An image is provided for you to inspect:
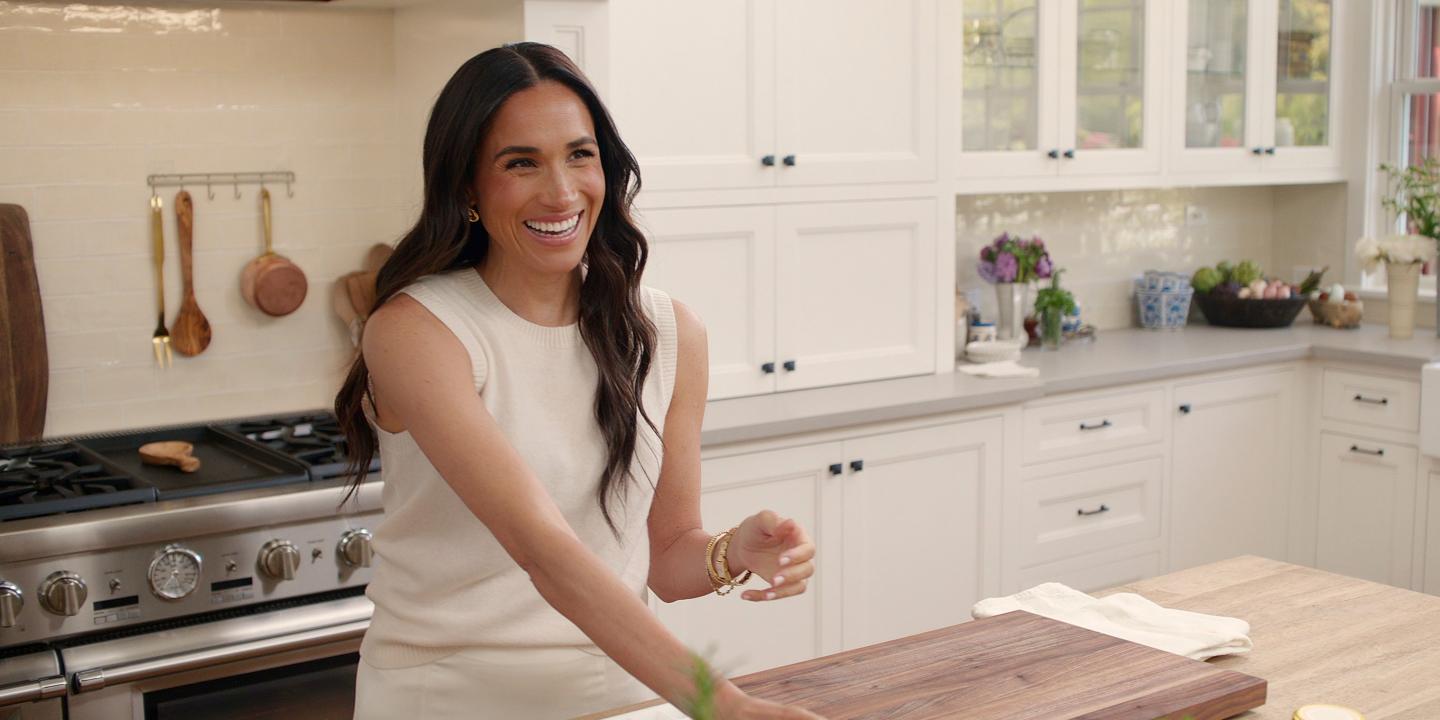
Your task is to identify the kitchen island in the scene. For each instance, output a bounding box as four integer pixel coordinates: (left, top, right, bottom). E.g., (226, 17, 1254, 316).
(585, 555, 1440, 719)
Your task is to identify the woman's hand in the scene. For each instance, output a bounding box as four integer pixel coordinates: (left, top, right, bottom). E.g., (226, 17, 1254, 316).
(729, 510, 815, 603)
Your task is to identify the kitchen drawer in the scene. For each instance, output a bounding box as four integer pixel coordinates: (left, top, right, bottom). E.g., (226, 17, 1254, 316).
(1322, 369, 1421, 433)
(1017, 454, 1164, 568)
(1015, 551, 1163, 595)
(1022, 388, 1165, 465)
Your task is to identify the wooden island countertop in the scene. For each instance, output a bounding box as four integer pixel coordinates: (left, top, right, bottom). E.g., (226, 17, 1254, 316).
(586, 556, 1440, 719)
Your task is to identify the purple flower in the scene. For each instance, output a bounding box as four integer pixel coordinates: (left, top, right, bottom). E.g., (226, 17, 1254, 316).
(1031, 236, 1045, 251)
(980, 246, 992, 262)
(995, 252, 1019, 282)
(1036, 256, 1053, 279)
(977, 260, 998, 283)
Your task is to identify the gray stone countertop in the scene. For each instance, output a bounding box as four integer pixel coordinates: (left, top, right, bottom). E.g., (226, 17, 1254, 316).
(699, 323, 1440, 447)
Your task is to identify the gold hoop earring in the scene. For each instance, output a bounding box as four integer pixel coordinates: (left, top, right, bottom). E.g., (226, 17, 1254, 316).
(466, 207, 480, 223)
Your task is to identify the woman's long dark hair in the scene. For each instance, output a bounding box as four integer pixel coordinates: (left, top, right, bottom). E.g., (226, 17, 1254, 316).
(334, 43, 660, 537)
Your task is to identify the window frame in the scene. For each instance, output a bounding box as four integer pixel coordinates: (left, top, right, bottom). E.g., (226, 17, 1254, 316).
(1377, 0, 1440, 294)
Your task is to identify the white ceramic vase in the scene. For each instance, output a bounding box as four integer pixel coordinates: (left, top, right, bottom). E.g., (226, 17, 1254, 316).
(994, 282, 1028, 341)
(1386, 260, 1421, 340)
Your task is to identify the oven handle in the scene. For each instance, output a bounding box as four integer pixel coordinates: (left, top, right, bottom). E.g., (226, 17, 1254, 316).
(72, 618, 369, 693)
(0, 675, 67, 708)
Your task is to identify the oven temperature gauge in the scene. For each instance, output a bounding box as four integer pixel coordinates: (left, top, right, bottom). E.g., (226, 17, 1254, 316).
(148, 545, 203, 600)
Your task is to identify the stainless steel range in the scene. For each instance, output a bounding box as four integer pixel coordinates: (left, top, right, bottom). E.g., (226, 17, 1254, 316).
(0, 412, 383, 720)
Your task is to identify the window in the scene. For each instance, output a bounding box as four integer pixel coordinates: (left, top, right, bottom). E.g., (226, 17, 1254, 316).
(1382, 0, 1440, 293)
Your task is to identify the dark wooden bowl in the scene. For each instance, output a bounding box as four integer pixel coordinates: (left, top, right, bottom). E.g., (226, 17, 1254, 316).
(1194, 292, 1307, 328)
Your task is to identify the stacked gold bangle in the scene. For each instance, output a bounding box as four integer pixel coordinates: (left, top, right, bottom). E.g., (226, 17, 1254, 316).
(705, 527, 753, 596)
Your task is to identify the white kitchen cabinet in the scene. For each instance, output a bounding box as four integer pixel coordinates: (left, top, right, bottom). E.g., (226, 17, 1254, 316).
(1167, 0, 1343, 180)
(639, 199, 936, 400)
(837, 417, 1002, 651)
(608, 0, 936, 192)
(1316, 434, 1418, 589)
(956, 0, 1166, 183)
(653, 442, 838, 677)
(657, 414, 1002, 668)
(1170, 367, 1296, 572)
(1426, 471, 1440, 596)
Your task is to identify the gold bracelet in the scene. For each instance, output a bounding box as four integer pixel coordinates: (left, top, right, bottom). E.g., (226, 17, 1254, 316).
(713, 527, 752, 596)
(704, 531, 727, 592)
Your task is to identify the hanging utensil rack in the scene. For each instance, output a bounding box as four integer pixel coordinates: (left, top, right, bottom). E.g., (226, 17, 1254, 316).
(146, 171, 296, 200)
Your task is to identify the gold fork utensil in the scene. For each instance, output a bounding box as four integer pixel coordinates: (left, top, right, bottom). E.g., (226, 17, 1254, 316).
(150, 194, 172, 368)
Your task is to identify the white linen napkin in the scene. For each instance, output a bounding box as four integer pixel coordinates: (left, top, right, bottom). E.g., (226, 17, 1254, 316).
(971, 582, 1252, 661)
(956, 360, 1039, 378)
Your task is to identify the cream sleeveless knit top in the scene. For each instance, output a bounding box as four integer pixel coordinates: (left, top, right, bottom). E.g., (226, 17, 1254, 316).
(359, 268, 678, 668)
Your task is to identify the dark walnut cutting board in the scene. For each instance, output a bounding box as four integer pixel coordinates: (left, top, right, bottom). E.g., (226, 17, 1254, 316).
(0, 204, 47, 444)
(587, 610, 1266, 720)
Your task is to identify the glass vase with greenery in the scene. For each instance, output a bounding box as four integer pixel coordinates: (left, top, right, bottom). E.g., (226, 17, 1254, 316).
(1379, 157, 1440, 242)
(1033, 269, 1076, 350)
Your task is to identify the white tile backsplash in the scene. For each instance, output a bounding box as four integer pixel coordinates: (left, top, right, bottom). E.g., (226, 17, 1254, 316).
(957, 187, 1281, 331)
(0, 2, 412, 438)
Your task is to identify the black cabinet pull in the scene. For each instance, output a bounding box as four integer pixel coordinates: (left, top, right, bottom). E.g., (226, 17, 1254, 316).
(1252, 147, 1265, 155)
(783, 360, 796, 372)
(850, 459, 864, 472)
(1352, 394, 1389, 406)
(1264, 147, 1276, 155)
(761, 155, 775, 166)
(828, 463, 843, 476)
(761, 362, 775, 374)
(1078, 419, 1112, 431)
(1178, 404, 1192, 414)
(1077, 504, 1109, 517)
(782, 154, 796, 166)
(1349, 445, 1385, 457)
(1062, 149, 1075, 159)
(1047, 149, 1060, 159)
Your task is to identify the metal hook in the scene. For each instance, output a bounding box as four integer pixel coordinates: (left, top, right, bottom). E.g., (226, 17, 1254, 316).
(233, 179, 241, 200)
(206, 177, 215, 201)
(286, 178, 294, 199)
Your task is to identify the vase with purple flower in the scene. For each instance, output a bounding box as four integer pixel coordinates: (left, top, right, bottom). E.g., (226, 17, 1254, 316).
(978, 233, 1054, 341)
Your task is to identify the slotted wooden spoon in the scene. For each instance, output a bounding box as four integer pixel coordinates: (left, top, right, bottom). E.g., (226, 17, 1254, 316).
(171, 191, 212, 356)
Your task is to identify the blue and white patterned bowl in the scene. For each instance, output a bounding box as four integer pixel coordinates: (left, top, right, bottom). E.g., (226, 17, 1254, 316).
(1136, 287, 1193, 330)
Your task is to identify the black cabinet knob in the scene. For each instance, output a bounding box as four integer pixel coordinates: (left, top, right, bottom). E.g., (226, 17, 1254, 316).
(850, 459, 864, 472)
(828, 463, 843, 476)
(761, 155, 776, 166)
(1264, 147, 1276, 155)
(1252, 147, 1264, 155)
(761, 362, 775, 374)
(1047, 149, 1060, 159)
(1179, 404, 1192, 414)
(1062, 149, 1075, 159)
(782, 154, 796, 166)
(782, 359, 796, 372)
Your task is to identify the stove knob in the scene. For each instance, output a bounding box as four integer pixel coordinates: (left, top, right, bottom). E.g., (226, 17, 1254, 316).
(338, 529, 374, 568)
(39, 571, 87, 616)
(259, 540, 301, 581)
(0, 581, 22, 627)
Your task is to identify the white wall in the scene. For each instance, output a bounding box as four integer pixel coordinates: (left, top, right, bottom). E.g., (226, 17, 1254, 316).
(0, 2, 413, 437)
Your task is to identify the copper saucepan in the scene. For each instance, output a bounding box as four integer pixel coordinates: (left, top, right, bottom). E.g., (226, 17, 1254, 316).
(240, 188, 307, 316)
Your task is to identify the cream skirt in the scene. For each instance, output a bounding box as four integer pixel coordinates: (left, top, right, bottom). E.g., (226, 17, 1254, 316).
(353, 645, 657, 720)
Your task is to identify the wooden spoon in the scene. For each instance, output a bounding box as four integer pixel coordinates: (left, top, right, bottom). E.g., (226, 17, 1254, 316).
(171, 191, 211, 356)
(139, 441, 201, 473)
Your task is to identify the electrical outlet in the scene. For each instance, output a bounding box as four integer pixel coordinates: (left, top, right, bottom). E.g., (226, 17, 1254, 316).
(1184, 204, 1208, 226)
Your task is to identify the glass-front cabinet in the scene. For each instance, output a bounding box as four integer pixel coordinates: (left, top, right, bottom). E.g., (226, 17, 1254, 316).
(957, 0, 1163, 183)
(1169, 0, 1343, 177)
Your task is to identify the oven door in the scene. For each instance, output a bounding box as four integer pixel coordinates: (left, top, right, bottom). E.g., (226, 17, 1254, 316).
(0, 648, 65, 720)
(61, 593, 370, 720)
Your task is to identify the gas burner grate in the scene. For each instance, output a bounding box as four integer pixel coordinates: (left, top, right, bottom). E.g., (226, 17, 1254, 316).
(221, 412, 378, 480)
(0, 445, 156, 521)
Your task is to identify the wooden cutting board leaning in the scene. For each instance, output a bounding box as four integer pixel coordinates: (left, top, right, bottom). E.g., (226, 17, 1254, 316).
(0, 204, 47, 444)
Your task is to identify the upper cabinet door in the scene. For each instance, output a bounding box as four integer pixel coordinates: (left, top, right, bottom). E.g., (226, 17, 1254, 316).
(955, 0, 1063, 179)
(772, 0, 937, 186)
(1056, 0, 1166, 176)
(774, 199, 936, 392)
(1169, 0, 1269, 174)
(636, 205, 777, 401)
(1260, 0, 1342, 171)
(607, 0, 775, 191)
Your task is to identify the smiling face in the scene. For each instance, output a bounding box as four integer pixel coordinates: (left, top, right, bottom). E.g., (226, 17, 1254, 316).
(472, 80, 605, 279)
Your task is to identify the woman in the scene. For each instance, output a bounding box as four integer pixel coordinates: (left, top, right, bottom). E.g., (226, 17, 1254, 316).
(334, 43, 823, 720)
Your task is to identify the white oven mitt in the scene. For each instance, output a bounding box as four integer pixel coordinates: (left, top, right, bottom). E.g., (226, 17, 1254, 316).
(971, 582, 1252, 661)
